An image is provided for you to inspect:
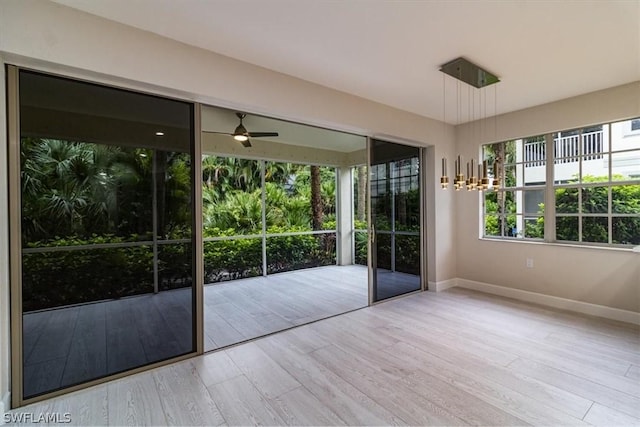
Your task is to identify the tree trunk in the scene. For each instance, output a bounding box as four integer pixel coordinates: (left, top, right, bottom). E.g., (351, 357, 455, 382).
(310, 165, 323, 230)
(357, 165, 367, 221)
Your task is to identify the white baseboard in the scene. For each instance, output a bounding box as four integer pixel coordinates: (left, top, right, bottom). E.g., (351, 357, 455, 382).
(0, 392, 9, 425)
(428, 279, 458, 292)
(456, 278, 640, 326)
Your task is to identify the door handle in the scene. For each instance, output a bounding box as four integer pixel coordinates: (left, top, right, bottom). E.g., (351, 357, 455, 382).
(371, 224, 375, 244)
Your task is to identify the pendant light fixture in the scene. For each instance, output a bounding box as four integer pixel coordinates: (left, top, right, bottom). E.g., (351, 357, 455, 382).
(439, 57, 501, 192)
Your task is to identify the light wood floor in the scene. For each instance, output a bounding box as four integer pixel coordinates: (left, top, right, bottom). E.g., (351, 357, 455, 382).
(12, 287, 640, 426)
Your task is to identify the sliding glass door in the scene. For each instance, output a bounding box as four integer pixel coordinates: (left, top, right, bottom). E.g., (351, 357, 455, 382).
(11, 69, 196, 402)
(369, 139, 423, 302)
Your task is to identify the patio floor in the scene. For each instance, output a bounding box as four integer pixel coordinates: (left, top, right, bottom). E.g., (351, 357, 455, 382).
(204, 265, 368, 351)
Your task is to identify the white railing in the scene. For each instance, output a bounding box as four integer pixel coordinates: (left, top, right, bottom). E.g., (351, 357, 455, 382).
(524, 130, 603, 166)
(524, 139, 546, 167)
(580, 130, 604, 161)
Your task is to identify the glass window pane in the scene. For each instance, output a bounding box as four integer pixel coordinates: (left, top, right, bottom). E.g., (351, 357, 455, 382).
(523, 137, 546, 166)
(503, 164, 517, 188)
(504, 140, 517, 162)
(19, 70, 195, 399)
(524, 216, 544, 239)
(556, 187, 579, 213)
(582, 216, 609, 244)
(158, 242, 193, 290)
(372, 191, 391, 231)
(556, 216, 578, 241)
(554, 132, 580, 158)
(484, 191, 498, 214)
(612, 217, 640, 245)
(394, 188, 419, 232)
(581, 153, 608, 181)
(611, 151, 640, 181)
(352, 166, 368, 228)
(22, 246, 154, 312)
(484, 215, 501, 237)
(503, 190, 517, 214)
(394, 234, 421, 277)
(523, 162, 546, 184)
(508, 214, 522, 238)
(158, 152, 192, 240)
(581, 127, 605, 159)
(581, 187, 609, 214)
(612, 185, 640, 214)
(554, 158, 580, 184)
(523, 190, 545, 215)
(515, 163, 524, 187)
(20, 142, 154, 246)
(611, 119, 640, 151)
(375, 233, 392, 270)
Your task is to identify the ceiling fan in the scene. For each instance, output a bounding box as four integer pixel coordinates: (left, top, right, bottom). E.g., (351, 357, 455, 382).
(203, 113, 279, 147)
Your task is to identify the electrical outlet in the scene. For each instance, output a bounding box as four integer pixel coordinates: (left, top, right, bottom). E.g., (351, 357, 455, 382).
(526, 258, 534, 268)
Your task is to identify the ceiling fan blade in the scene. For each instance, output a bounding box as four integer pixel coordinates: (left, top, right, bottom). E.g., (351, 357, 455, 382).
(247, 132, 279, 138)
(202, 130, 233, 136)
(240, 138, 252, 148)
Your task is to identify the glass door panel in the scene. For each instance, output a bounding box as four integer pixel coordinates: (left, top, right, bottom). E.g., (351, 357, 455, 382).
(17, 70, 196, 400)
(370, 139, 422, 302)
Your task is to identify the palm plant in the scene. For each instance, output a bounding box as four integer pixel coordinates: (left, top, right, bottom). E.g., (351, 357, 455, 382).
(21, 139, 122, 243)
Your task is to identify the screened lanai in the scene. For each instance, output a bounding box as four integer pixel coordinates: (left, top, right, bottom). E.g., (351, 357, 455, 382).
(200, 105, 373, 351)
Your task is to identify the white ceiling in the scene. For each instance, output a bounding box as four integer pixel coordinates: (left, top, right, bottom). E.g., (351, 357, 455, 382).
(53, 0, 640, 124)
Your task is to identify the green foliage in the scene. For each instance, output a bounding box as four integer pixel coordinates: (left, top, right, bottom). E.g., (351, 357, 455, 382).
(23, 225, 337, 311)
(486, 173, 639, 244)
(556, 175, 640, 244)
(203, 226, 336, 282)
(204, 189, 262, 233)
(202, 158, 337, 234)
(22, 235, 155, 311)
(354, 231, 368, 266)
(21, 139, 192, 244)
(354, 220, 368, 230)
(266, 227, 336, 274)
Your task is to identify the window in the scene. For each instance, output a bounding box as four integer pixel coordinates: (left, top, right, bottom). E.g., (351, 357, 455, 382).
(482, 136, 546, 239)
(482, 118, 640, 247)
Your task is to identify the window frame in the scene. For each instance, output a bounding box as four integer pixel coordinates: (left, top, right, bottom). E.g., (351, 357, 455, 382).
(481, 118, 640, 248)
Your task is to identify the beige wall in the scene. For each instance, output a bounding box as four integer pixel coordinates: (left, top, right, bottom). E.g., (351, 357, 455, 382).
(455, 82, 640, 313)
(0, 0, 458, 407)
